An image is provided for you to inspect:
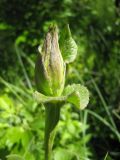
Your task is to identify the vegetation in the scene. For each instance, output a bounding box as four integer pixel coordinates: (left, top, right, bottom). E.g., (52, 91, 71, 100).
(0, 0, 120, 160)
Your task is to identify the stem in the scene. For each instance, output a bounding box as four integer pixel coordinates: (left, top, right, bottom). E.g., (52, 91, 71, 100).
(45, 103, 61, 160)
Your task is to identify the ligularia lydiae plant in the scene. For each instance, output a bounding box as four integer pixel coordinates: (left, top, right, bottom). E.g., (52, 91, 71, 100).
(34, 24, 89, 160)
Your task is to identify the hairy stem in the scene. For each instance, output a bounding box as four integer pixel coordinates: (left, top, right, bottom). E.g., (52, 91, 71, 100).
(45, 104, 60, 160)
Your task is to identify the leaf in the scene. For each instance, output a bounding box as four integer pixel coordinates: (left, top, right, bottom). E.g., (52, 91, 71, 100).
(104, 152, 113, 160)
(63, 84, 89, 110)
(21, 131, 33, 148)
(6, 127, 24, 145)
(0, 94, 13, 111)
(34, 91, 66, 103)
(6, 154, 24, 160)
(59, 24, 78, 63)
(54, 148, 76, 160)
(34, 84, 89, 110)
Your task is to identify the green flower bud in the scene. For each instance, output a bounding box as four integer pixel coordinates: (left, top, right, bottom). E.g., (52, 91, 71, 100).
(35, 26, 65, 96)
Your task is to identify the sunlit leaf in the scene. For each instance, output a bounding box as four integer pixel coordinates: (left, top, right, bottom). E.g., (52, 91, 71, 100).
(54, 148, 76, 160)
(59, 24, 78, 63)
(6, 154, 24, 160)
(63, 84, 89, 110)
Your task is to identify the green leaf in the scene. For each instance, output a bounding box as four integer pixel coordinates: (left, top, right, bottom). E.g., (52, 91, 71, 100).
(59, 24, 78, 63)
(34, 91, 66, 103)
(104, 152, 113, 160)
(6, 154, 24, 160)
(34, 84, 89, 110)
(54, 148, 76, 160)
(6, 127, 24, 147)
(63, 84, 89, 110)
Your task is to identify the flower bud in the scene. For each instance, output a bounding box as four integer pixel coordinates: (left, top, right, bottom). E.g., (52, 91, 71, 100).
(35, 26, 65, 96)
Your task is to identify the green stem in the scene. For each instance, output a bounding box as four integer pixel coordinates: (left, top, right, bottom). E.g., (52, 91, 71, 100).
(45, 103, 61, 160)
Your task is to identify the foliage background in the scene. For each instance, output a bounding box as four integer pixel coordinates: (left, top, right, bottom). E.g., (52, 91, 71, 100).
(0, 0, 120, 159)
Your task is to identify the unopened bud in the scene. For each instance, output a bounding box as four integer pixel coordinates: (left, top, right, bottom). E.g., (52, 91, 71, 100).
(35, 26, 65, 96)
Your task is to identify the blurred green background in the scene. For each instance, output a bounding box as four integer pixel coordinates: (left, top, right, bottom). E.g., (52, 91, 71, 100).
(0, 0, 120, 159)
